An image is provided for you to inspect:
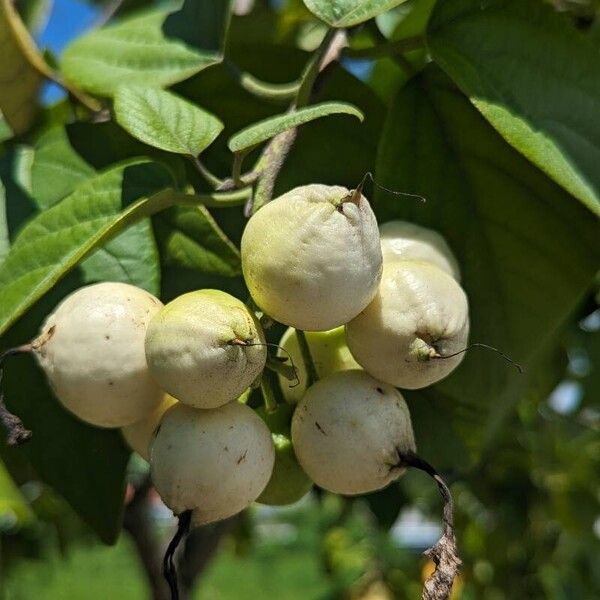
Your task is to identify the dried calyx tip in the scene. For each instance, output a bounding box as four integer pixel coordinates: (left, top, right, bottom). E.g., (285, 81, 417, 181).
(397, 451, 461, 600)
(0, 345, 34, 446)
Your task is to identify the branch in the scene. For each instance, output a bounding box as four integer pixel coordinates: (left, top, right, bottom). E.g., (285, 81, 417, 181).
(123, 477, 171, 600)
(250, 28, 342, 214)
(400, 452, 461, 600)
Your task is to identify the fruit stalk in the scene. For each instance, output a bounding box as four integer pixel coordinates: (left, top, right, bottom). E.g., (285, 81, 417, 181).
(400, 452, 461, 600)
(163, 510, 192, 600)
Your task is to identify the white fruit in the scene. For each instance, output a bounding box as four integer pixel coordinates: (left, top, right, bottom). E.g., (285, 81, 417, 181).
(379, 220, 461, 281)
(291, 370, 416, 495)
(150, 402, 275, 526)
(33, 282, 164, 428)
(145, 290, 266, 409)
(276, 326, 359, 403)
(346, 260, 469, 389)
(122, 394, 177, 461)
(241, 184, 382, 331)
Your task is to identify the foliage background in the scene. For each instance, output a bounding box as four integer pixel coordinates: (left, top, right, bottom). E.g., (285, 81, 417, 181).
(0, 0, 599, 598)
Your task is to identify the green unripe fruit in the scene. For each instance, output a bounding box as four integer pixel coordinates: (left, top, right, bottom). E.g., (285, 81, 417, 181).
(291, 370, 416, 495)
(256, 405, 312, 506)
(145, 290, 266, 409)
(34, 282, 163, 427)
(276, 327, 359, 403)
(241, 184, 382, 331)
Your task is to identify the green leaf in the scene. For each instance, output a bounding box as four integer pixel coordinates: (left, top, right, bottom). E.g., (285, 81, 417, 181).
(0, 458, 33, 526)
(0, 0, 47, 134)
(114, 86, 223, 156)
(12, 128, 161, 294)
(303, 0, 408, 27)
(0, 178, 9, 262)
(428, 0, 600, 216)
(29, 127, 96, 210)
(154, 206, 241, 276)
(228, 101, 364, 153)
(62, 1, 233, 97)
(80, 220, 160, 294)
(375, 67, 600, 460)
(0, 160, 175, 336)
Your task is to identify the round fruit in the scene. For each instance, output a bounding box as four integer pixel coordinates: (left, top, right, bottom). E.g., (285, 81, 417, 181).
(291, 370, 416, 495)
(121, 394, 177, 461)
(346, 260, 469, 389)
(150, 402, 275, 526)
(33, 282, 163, 428)
(276, 326, 359, 403)
(145, 290, 266, 409)
(256, 404, 312, 506)
(241, 184, 382, 331)
(379, 220, 460, 281)
(257, 433, 313, 506)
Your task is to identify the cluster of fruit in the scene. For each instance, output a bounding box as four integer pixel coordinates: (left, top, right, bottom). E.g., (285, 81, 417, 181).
(24, 183, 469, 528)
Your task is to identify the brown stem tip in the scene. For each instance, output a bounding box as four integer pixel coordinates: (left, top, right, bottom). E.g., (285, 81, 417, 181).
(400, 452, 461, 600)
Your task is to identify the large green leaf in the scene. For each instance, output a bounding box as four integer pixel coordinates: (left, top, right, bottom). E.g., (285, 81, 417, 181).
(0, 160, 175, 336)
(375, 67, 599, 461)
(28, 127, 95, 211)
(0, 0, 47, 134)
(428, 0, 600, 216)
(62, 1, 233, 97)
(228, 101, 364, 153)
(15, 128, 161, 294)
(154, 206, 241, 276)
(114, 86, 223, 156)
(303, 0, 408, 27)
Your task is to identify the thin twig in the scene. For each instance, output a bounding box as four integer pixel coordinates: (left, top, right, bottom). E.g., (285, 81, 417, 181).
(400, 452, 461, 600)
(295, 330, 318, 387)
(250, 28, 341, 214)
(189, 156, 224, 189)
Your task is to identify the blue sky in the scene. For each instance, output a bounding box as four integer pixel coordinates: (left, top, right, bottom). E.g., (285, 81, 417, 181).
(36, 0, 98, 103)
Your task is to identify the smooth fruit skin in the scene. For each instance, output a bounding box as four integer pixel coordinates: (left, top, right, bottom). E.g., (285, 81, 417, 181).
(257, 434, 313, 506)
(34, 282, 163, 428)
(346, 260, 469, 389)
(291, 370, 416, 495)
(150, 402, 275, 526)
(256, 404, 312, 506)
(379, 221, 461, 281)
(145, 290, 266, 409)
(121, 394, 177, 461)
(276, 326, 360, 403)
(241, 184, 382, 331)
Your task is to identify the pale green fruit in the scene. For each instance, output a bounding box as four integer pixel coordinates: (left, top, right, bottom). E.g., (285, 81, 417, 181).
(257, 434, 313, 506)
(276, 326, 360, 403)
(379, 220, 461, 281)
(34, 282, 163, 428)
(145, 290, 266, 409)
(121, 394, 177, 461)
(150, 402, 275, 526)
(256, 404, 312, 506)
(241, 184, 382, 331)
(346, 260, 469, 389)
(291, 370, 416, 495)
